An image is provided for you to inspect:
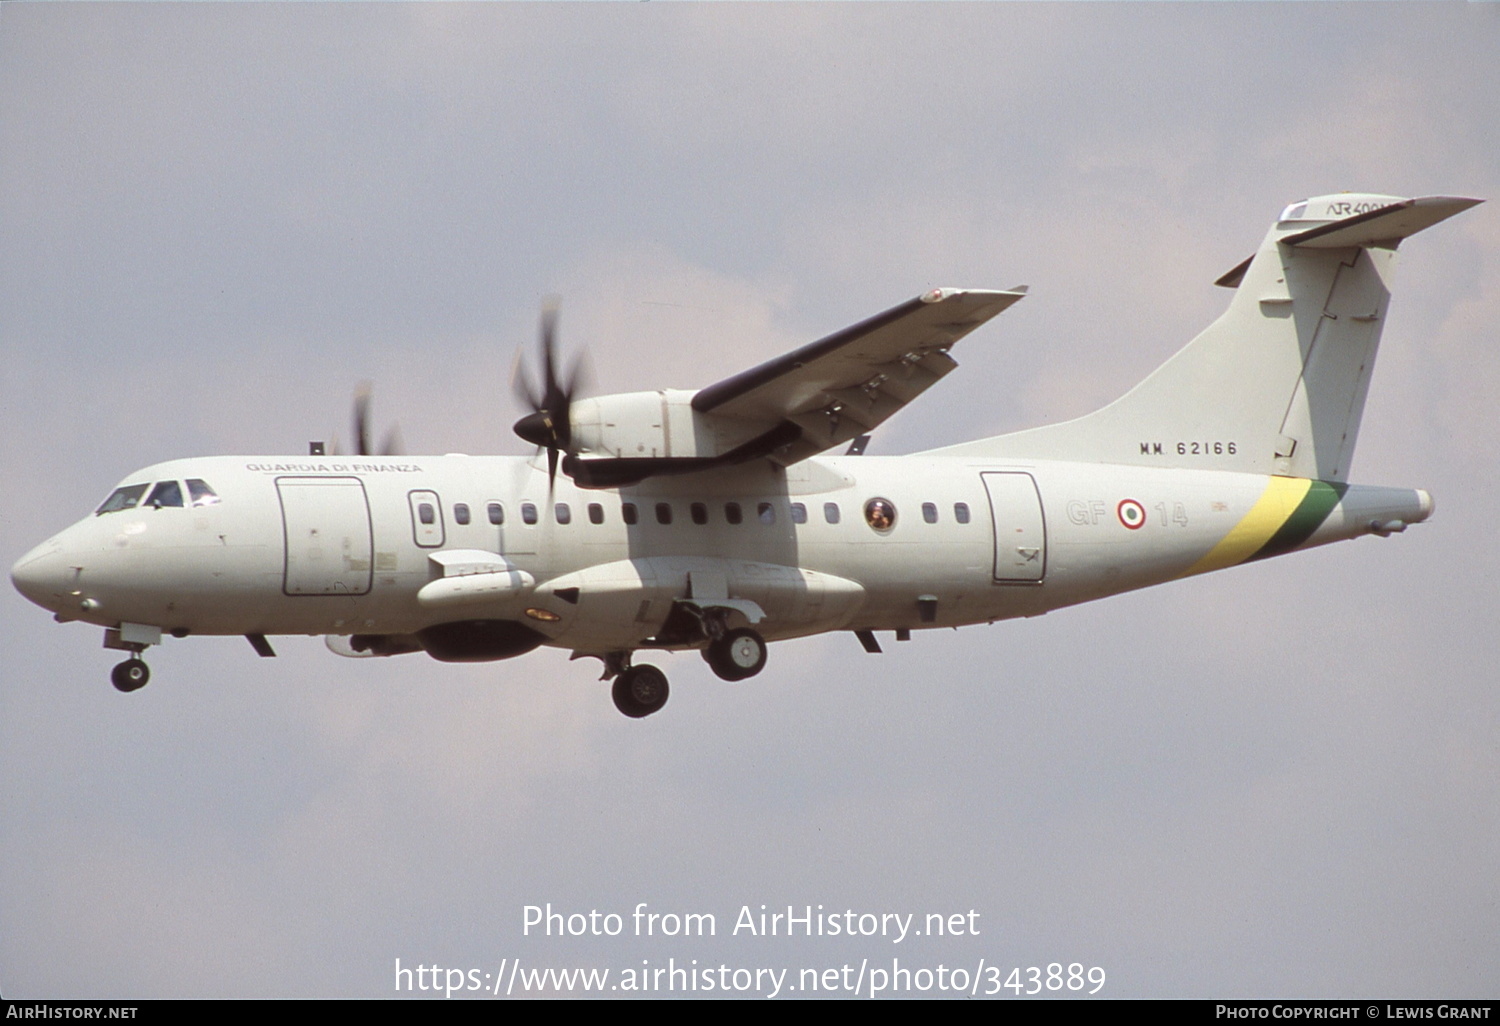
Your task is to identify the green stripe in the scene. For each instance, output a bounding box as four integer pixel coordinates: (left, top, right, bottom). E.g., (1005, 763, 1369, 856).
(1247, 480, 1349, 562)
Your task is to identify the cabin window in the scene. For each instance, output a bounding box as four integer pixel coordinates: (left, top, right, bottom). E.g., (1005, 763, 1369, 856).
(790, 502, 807, 524)
(145, 480, 184, 508)
(186, 479, 220, 507)
(757, 502, 776, 525)
(418, 502, 436, 525)
(824, 502, 840, 524)
(588, 503, 604, 525)
(864, 497, 896, 531)
(724, 502, 743, 525)
(454, 503, 471, 526)
(922, 502, 938, 524)
(655, 502, 673, 525)
(521, 502, 538, 525)
(954, 502, 971, 524)
(555, 503, 572, 525)
(487, 502, 504, 525)
(690, 502, 708, 525)
(97, 483, 149, 514)
(622, 502, 639, 526)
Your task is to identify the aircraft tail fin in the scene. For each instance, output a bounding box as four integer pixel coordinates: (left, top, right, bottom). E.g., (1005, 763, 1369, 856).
(933, 194, 1480, 480)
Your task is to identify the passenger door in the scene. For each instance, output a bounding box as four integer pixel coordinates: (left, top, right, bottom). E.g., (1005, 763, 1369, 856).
(982, 472, 1046, 582)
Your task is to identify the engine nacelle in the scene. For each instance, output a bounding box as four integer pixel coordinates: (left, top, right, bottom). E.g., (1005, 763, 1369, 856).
(563, 390, 799, 487)
(569, 389, 765, 461)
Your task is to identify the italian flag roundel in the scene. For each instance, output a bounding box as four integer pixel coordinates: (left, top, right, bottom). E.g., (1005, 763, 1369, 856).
(1117, 499, 1146, 530)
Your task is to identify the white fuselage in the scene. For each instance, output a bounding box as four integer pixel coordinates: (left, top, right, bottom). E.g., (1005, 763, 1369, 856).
(11, 452, 1430, 659)
(9, 192, 1467, 714)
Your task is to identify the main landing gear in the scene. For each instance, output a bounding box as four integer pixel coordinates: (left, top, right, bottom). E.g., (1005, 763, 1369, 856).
(600, 626, 769, 719)
(703, 627, 767, 682)
(599, 651, 671, 718)
(611, 664, 670, 719)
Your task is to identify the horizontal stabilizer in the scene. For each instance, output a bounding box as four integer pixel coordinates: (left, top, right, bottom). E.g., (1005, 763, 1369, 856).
(1217, 195, 1481, 287)
(1282, 195, 1481, 249)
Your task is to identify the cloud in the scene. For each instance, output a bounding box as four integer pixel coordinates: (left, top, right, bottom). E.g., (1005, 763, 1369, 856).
(3, 1, 1497, 999)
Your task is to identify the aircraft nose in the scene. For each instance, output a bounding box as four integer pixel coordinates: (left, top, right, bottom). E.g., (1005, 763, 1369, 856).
(11, 540, 71, 612)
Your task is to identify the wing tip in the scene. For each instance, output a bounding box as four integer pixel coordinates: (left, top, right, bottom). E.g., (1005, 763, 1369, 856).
(920, 285, 1029, 304)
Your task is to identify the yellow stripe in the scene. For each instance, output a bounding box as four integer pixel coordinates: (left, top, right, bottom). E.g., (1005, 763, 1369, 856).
(1180, 477, 1312, 577)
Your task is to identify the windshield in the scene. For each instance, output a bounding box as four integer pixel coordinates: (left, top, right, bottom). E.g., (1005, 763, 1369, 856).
(145, 480, 184, 508)
(187, 479, 220, 507)
(96, 484, 149, 515)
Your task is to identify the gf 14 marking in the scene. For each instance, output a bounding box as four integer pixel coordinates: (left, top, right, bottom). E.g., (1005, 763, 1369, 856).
(1067, 500, 1190, 527)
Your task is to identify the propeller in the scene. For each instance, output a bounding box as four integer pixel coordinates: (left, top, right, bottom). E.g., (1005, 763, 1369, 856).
(343, 381, 404, 457)
(512, 297, 586, 490)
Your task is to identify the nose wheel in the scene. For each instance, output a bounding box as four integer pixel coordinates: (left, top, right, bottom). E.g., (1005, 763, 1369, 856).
(704, 628, 767, 682)
(111, 657, 150, 693)
(611, 664, 669, 718)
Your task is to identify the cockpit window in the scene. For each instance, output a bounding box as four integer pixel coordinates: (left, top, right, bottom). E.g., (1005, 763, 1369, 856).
(145, 480, 184, 508)
(187, 479, 220, 507)
(96, 483, 149, 515)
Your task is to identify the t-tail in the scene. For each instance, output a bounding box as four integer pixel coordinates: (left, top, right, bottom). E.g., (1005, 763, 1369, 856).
(934, 193, 1480, 480)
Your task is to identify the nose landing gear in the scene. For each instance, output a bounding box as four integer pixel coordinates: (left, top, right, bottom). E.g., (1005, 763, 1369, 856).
(110, 656, 150, 692)
(103, 623, 162, 693)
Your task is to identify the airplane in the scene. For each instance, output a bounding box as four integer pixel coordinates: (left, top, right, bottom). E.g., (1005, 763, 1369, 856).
(10, 192, 1480, 718)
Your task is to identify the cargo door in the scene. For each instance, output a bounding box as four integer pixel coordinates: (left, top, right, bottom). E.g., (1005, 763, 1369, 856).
(277, 477, 373, 596)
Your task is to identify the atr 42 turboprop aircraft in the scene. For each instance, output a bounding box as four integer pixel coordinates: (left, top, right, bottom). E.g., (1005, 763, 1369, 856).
(11, 193, 1480, 717)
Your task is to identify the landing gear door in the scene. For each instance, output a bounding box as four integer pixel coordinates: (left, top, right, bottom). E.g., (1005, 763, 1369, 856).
(982, 471, 1046, 583)
(277, 476, 374, 596)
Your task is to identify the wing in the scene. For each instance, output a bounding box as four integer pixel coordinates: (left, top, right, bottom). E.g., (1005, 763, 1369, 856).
(691, 287, 1026, 465)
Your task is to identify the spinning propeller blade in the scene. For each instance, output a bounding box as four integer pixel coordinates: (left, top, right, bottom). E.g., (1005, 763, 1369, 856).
(344, 382, 403, 457)
(512, 297, 586, 491)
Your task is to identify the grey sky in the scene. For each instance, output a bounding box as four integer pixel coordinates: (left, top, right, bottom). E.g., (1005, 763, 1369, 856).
(2, 2, 1497, 998)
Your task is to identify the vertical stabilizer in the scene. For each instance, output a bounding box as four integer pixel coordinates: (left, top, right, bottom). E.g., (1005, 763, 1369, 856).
(933, 194, 1480, 480)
